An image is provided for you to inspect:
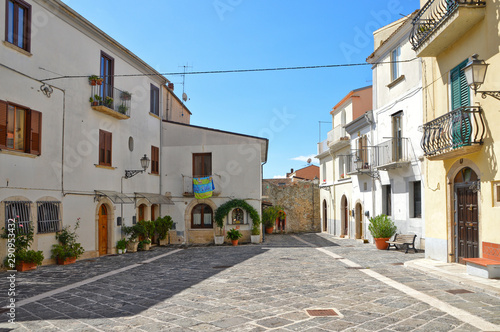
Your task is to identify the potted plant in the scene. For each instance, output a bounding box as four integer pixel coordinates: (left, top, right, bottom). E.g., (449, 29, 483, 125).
(88, 75, 100, 85)
(118, 104, 128, 114)
(262, 206, 279, 234)
(138, 238, 151, 251)
(123, 225, 140, 252)
(2, 222, 44, 272)
(90, 94, 102, 106)
(104, 96, 113, 108)
(226, 228, 243, 246)
(155, 216, 173, 246)
(116, 239, 127, 254)
(120, 91, 132, 100)
(368, 214, 397, 250)
(251, 225, 261, 244)
(51, 218, 85, 265)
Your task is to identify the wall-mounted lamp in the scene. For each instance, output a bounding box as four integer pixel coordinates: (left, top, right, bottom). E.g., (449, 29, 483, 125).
(124, 154, 150, 179)
(464, 54, 500, 100)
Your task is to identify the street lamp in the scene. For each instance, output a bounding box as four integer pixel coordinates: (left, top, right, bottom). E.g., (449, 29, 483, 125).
(463, 54, 500, 100)
(125, 154, 150, 179)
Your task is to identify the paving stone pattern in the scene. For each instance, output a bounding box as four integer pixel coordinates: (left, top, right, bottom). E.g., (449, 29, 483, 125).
(0, 234, 498, 331)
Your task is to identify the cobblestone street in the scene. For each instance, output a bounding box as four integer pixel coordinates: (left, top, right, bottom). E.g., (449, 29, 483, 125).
(0, 233, 499, 331)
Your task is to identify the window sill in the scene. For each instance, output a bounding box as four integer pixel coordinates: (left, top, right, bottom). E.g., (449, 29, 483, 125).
(0, 149, 38, 158)
(387, 75, 405, 89)
(149, 112, 161, 120)
(95, 164, 116, 170)
(3, 41, 32, 57)
(190, 228, 215, 231)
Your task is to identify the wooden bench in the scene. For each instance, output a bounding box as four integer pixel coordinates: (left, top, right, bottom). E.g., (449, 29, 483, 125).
(463, 258, 500, 279)
(386, 234, 417, 253)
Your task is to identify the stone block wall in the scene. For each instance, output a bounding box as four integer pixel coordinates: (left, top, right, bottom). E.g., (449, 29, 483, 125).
(263, 179, 321, 233)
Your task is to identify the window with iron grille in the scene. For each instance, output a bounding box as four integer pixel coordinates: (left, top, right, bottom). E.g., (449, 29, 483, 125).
(37, 201, 61, 234)
(4, 201, 32, 234)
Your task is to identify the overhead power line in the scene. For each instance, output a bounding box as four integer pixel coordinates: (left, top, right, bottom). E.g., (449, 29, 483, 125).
(40, 58, 418, 82)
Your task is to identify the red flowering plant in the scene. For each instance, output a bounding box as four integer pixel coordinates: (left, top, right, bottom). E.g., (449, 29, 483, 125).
(1, 216, 44, 268)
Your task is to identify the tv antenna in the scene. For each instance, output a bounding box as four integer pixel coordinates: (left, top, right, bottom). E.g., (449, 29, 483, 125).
(179, 63, 192, 104)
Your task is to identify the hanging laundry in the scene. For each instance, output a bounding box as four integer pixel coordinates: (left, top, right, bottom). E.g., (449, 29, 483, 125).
(193, 176, 215, 199)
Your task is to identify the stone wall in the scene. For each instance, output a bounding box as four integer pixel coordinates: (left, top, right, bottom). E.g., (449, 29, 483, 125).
(263, 179, 321, 233)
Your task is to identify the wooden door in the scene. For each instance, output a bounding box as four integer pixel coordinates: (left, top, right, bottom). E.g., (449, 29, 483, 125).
(98, 205, 108, 256)
(323, 200, 327, 232)
(456, 186, 479, 262)
(138, 204, 146, 222)
(355, 203, 363, 239)
(342, 196, 348, 236)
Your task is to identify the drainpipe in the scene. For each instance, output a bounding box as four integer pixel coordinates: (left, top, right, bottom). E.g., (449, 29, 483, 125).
(365, 112, 376, 241)
(328, 149, 336, 236)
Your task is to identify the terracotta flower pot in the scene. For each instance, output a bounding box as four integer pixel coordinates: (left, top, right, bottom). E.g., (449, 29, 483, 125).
(265, 227, 274, 234)
(16, 261, 37, 272)
(231, 239, 238, 246)
(57, 257, 76, 265)
(374, 237, 390, 250)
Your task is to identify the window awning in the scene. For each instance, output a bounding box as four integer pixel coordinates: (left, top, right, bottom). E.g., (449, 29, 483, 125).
(95, 190, 134, 204)
(135, 193, 174, 205)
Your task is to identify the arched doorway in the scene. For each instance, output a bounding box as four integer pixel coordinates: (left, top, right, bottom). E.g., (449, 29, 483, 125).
(355, 203, 363, 239)
(454, 167, 479, 263)
(98, 205, 108, 256)
(323, 200, 327, 232)
(341, 195, 348, 237)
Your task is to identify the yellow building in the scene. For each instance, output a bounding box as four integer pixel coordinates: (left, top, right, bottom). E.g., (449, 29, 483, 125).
(412, 0, 500, 264)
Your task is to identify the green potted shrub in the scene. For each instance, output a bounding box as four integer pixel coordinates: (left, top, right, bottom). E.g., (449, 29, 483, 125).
(368, 214, 397, 250)
(116, 239, 127, 254)
(2, 222, 44, 271)
(138, 238, 151, 251)
(155, 216, 173, 246)
(51, 218, 85, 265)
(104, 96, 113, 108)
(123, 225, 140, 252)
(118, 104, 128, 114)
(136, 220, 154, 250)
(262, 206, 280, 234)
(226, 228, 243, 246)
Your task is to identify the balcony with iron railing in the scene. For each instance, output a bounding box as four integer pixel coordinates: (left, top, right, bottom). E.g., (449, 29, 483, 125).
(90, 83, 131, 120)
(421, 106, 485, 160)
(409, 0, 485, 57)
(346, 147, 377, 176)
(375, 138, 411, 170)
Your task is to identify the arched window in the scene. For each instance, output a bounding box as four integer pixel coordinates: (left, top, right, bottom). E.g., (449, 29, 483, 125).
(231, 208, 244, 225)
(191, 204, 213, 229)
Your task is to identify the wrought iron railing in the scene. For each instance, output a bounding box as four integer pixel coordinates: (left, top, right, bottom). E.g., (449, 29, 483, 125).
(421, 106, 484, 157)
(37, 202, 61, 234)
(90, 83, 131, 117)
(4, 201, 32, 235)
(409, 0, 485, 50)
(375, 138, 410, 166)
(349, 148, 375, 173)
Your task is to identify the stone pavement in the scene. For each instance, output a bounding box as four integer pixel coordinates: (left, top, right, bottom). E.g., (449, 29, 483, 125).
(0, 233, 499, 331)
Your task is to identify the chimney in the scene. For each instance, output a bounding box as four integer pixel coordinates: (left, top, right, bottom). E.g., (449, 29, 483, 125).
(168, 83, 174, 91)
(291, 168, 294, 173)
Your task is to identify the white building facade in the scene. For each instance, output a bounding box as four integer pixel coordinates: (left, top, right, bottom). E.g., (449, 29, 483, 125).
(0, 0, 267, 265)
(366, 14, 425, 248)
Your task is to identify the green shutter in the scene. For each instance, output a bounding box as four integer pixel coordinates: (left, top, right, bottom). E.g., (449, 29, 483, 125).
(450, 59, 470, 110)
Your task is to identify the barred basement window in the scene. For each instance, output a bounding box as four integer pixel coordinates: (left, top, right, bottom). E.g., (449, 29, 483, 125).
(4, 201, 32, 234)
(37, 201, 61, 233)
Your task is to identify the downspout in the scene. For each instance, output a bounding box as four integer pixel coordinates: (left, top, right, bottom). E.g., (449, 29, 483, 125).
(365, 112, 376, 241)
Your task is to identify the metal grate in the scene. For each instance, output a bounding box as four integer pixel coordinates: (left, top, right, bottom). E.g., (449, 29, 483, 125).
(306, 309, 339, 317)
(37, 201, 62, 234)
(4, 201, 32, 234)
(446, 289, 474, 295)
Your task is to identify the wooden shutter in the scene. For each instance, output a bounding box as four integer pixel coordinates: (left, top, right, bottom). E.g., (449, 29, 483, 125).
(0, 101, 7, 148)
(105, 132, 112, 166)
(151, 146, 159, 174)
(29, 110, 41, 155)
(451, 59, 470, 110)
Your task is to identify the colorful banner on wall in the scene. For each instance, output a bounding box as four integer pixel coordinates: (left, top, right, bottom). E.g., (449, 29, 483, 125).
(193, 176, 215, 199)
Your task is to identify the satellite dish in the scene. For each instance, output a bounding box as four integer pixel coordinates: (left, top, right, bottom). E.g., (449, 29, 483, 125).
(182, 92, 188, 102)
(307, 158, 312, 164)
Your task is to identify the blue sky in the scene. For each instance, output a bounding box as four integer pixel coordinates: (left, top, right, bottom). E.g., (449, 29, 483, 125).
(63, 0, 419, 178)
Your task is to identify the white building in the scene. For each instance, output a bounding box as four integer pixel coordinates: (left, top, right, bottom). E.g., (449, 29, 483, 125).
(317, 86, 372, 237)
(0, 0, 267, 265)
(366, 13, 425, 248)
